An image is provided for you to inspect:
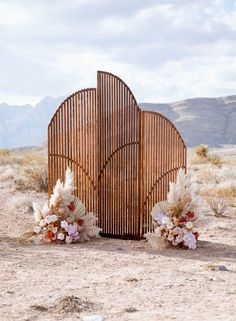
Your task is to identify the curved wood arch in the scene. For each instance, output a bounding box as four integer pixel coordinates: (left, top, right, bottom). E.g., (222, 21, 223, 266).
(49, 153, 96, 189)
(48, 70, 186, 239)
(97, 71, 141, 239)
(98, 141, 139, 177)
(140, 110, 186, 235)
(144, 167, 183, 205)
(48, 87, 98, 213)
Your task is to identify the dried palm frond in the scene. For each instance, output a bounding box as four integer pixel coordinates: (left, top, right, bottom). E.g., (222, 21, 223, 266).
(71, 197, 86, 222)
(151, 201, 169, 218)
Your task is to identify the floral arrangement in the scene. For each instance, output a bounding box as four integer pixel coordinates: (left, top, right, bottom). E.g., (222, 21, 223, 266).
(145, 169, 203, 250)
(24, 167, 101, 244)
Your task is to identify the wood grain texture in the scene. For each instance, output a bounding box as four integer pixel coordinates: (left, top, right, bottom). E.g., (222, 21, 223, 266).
(48, 71, 186, 239)
(48, 88, 98, 214)
(97, 71, 141, 239)
(140, 111, 186, 235)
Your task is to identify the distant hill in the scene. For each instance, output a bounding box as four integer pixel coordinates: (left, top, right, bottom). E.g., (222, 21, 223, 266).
(0, 97, 64, 148)
(1, 95, 236, 148)
(140, 95, 236, 147)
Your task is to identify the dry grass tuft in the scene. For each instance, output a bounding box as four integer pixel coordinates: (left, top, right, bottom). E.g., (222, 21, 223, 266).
(208, 154, 222, 167)
(25, 164, 48, 192)
(191, 145, 222, 167)
(31, 296, 95, 315)
(206, 197, 229, 216)
(0, 148, 10, 157)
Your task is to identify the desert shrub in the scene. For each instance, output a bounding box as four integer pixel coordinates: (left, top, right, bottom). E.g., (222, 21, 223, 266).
(0, 148, 10, 157)
(26, 164, 48, 192)
(191, 145, 209, 164)
(14, 162, 48, 192)
(206, 197, 229, 216)
(0, 150, 11, 165)
(0, 166, 16, 181)
(194, 144, 209, 158)
(208, 154, 222, 167)
(11, 148, 48, 192)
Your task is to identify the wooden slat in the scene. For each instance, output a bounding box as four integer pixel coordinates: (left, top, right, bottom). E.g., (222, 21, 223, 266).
(140, 111, 186, 235)
(48, 71, 186, 240)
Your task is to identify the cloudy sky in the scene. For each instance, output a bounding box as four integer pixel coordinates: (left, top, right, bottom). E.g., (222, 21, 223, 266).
(0, 0, 236, 105)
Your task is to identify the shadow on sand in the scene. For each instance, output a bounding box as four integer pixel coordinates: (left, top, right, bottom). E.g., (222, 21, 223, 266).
(1, 236, 235, 264)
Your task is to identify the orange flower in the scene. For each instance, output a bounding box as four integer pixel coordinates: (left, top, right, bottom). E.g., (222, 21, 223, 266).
(47, 230, 55, 240)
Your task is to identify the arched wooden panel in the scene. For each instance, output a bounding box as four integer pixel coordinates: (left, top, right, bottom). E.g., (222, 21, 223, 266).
(97, 71, 141, 239)
(140, 111, 187, 235)
(48, 71, 187, 240)
(48, 88, 98, 213)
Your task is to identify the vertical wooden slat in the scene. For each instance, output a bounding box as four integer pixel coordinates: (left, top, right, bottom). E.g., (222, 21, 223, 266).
(48, 71, 186, 240)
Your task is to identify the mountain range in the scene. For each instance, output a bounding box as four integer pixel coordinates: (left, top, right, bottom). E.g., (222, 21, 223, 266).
(1, 95, 236, 149)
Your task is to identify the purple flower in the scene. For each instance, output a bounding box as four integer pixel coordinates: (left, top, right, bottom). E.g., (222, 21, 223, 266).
(67, 224, 80, 241)
(173, 227, 181, 235)
(183, 231, 197, 249)
(153, 212, 167, 225)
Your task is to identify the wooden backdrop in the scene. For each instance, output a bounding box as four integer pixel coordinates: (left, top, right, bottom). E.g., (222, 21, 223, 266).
(48, 71, 186, 239)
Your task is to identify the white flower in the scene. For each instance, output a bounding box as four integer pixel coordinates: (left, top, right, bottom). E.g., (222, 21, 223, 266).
(39, 219, 47, 227)
(61, 220, 68, 231)
(162, 217, 170, 225)
(65, 236, 72, 244)
(50, 215, 58, 223)
(57, 233, 65, 240)
(52, 227, 58, 234)
(186, 222, 193, 229)
(167, 222, 174, 229)
(33, 226, 41, 234)
(45, 215, 58, 224)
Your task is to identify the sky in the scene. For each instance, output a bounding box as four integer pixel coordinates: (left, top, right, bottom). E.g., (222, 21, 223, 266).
(0, 0, 236, 106)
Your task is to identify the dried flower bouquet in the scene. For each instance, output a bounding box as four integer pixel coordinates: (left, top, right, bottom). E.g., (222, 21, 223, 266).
(24, 168, 101, 244)
(145, 169, 203, 250)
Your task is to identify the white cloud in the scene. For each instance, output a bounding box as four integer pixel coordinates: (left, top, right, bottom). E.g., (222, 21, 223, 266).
(0, 0, 236, 105)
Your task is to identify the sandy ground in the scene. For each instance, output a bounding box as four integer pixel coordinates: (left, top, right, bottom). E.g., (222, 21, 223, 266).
(1, 170, 236, 321)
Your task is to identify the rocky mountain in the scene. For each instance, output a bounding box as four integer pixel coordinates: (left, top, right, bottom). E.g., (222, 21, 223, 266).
(0, 96, 64, 149)
(140, 95, 236, 147)
(1, 95, 236, 148)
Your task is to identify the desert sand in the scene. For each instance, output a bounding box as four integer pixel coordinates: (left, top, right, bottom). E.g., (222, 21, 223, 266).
(0, 149, 236, 321)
